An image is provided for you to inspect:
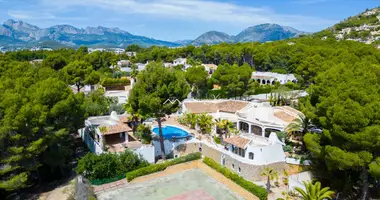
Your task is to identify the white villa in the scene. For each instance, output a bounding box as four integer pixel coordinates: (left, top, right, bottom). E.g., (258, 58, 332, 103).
(173, 58, 187, 66)
(126, 51, 137, 57)
(182, 100, 301, 137)
(117, 60, 131, 67)
(112, 48, 125, 54)
(173, 58, 191, 70)
(252, 72, 297, 85)
(176, 99, 303, 180)
(79, 112, 155, 163)
(202, 64, 218, 75)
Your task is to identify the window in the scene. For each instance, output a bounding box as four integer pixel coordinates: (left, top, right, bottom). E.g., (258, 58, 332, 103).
(232, 164, 235, 169)
(238, 167, 241, 173)
(96, 134, 100, 143)
(249, 152, 254, 160)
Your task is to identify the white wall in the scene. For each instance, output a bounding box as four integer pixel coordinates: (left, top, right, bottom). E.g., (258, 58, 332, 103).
(152, 139, 197, 157)
(245, 143, 286, 165)
(134, 145, 155, 163)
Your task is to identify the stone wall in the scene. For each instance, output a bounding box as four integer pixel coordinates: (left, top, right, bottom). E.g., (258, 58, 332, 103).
(174, 142, 287, 181)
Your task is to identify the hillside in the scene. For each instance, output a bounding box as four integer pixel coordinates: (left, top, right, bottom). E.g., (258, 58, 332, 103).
(0, 19, 179, 48)
(191, 31, 233, 45)
(190, 24, 307, 45)
(318, 7, 380, 45)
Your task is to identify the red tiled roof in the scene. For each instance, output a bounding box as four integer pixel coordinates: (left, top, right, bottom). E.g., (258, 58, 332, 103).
(274, 111, 297, 123)
(224, 136, 250, 149)
(184, 100, 249, 114)
(217, 101, 249, 113)
(100, 123, 132, 135)
(119, 115, 130, 123)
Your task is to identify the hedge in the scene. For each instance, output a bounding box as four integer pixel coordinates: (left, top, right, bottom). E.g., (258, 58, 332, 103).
(203, 157, 268, 200)
(91, 174, 125, 185)
(101, 77, 130, 86)
(126, 152, 201, 181)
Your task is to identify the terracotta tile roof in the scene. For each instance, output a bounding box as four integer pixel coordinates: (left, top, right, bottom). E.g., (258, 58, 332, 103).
(217, 101, 249, 113)
(184, 100, 249, 114)
(100, 123, 132, 135)
(184, 102, 219, 114)
(274, 111, 297, 123)
(282, 106, 304, 116)
(224, 136, 250, 149)
(119, 115, 130, 123)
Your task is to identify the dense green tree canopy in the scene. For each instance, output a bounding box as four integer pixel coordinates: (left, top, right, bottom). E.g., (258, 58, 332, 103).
(128, 62, 190, 159)
(0, 62, 85, 191)
(304, 62, 380, 199)
(61, 60, 100, 93)
(128, 62, 190, 119)
(185, 65, 208, 98)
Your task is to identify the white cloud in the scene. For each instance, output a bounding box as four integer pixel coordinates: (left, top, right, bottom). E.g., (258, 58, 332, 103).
(39, 0, 335, 29)
(8, 11, 56, 20)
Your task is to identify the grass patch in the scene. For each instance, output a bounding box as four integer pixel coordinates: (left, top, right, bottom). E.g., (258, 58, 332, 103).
(203, 157, 268, 200)
(126, 152, 202, 182)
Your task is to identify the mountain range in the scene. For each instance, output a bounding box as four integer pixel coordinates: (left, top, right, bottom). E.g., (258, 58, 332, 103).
(0, 19, 307, 49)
(191, 24, 307, 45)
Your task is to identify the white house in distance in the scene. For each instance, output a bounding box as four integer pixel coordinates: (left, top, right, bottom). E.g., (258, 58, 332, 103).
(173, 58, 191, 70)
(126, 51, 137, 57)
(112, 48, 125, 54)
(202, 64, 218, 75)
(78, 112, 155, 163)
(252, 72, 297, 85)
(173, 58, 187, 66)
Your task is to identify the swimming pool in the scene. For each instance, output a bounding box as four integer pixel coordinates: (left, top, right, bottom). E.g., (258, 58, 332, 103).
(152, 125, 191, 139)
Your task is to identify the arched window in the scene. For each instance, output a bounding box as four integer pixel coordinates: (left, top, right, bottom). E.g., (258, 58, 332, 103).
(262, 80, 266, 84)
(249, 152, 254, 160)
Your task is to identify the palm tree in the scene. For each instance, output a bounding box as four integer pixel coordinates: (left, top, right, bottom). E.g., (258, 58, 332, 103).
(294, 181, 334, 200)
(131, 64, 138, 81)
(227, 127, 239, 138)
(215, 119, 232, 144)
(285, 114, 311, 136)
(197, 113, 214, 134)
(285, 114, 311, 151)
(186, 113, 198, 129)
(127, 113, 141, 135)
(260, 167, 278, 192)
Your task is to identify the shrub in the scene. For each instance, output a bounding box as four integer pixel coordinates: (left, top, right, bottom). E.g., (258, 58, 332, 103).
(76, 150, 149, 185)
(126, 152, 201, 181)
(203, 157, 268, 200)
(214, 136, 221, 144)
(101, 77, 130, 86)
(135, 124, 153, 144)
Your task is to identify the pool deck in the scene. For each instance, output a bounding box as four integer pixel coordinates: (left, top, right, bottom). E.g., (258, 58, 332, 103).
(152, 116, 213, 143)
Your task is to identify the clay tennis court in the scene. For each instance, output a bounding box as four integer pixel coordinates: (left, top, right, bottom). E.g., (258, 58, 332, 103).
(97, 168, 243, 200)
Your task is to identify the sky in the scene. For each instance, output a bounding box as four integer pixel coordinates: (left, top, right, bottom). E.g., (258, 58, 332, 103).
(0, 0, 379, 41)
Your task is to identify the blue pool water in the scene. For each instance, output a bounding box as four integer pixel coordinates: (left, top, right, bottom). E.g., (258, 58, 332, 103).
(152, 126, 191, 139)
